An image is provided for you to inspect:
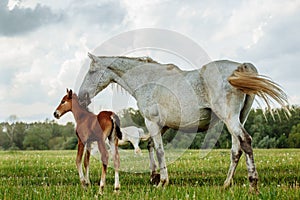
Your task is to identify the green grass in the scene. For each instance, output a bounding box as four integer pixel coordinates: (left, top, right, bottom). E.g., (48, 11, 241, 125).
(0, 149, 299, 200)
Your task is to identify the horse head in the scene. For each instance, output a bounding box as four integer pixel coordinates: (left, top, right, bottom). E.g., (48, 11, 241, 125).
(54, 89, 73, 119)
(78, 53, 114, 107)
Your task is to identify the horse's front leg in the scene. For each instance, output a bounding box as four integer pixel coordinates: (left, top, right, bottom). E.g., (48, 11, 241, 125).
(145, 119, 169, 188)
(147, 138, 159, 184)
(76, 139, 88, 188)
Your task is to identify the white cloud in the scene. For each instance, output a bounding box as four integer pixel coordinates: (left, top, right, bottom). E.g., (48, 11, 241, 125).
(1, 0, 299, 122)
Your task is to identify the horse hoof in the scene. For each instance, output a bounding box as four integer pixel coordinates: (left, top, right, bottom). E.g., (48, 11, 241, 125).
(223, 181, 232, 189)
(156, 179, 169, 188)
(249, 187, 260, 195)
(150, 173, 160, 185)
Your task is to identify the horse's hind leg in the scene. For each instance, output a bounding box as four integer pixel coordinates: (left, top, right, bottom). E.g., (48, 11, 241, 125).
(224, 135, 242, 188)
(225, 121, 259, 193)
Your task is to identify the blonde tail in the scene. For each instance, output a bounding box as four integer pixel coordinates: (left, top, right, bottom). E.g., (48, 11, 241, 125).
(228, 63, 290, 117)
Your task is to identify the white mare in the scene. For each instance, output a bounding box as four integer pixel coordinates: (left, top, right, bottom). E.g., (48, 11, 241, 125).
(78, 53, 289, 193)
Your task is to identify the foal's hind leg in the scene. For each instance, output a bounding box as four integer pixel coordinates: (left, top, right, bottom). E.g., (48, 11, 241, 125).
(109, 138, 120, 192)
(97, 139, 109, 195)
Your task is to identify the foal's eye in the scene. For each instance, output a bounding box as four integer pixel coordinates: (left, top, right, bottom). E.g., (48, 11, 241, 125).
(61, 100, 65, 104)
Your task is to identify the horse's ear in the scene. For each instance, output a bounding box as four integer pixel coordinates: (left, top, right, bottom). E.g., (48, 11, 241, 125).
(88, 52, 99, 72)
(88, 52, 97, 62)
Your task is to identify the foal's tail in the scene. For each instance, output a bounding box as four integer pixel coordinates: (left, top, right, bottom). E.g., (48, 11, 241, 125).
(228, 63, 290, 116)
(111, 114, 122, 140)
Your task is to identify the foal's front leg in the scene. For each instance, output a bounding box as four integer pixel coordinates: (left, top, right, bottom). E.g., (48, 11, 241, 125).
(83, 143, 91, 186)
(76, 139, 88, 187)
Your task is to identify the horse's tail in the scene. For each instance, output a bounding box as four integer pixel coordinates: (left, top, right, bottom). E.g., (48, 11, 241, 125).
(111, 114, 122, 140)
(228, 63, 290, 116)
(139, 128, 151, 141)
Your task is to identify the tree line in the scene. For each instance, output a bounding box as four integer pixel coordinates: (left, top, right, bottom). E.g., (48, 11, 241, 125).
(1, 106, 300, 150)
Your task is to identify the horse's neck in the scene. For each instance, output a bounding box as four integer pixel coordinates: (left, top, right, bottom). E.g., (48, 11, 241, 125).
(71, 96, 91, 122)
(104, 57, 148, 95)
(104, 57, 182, 97)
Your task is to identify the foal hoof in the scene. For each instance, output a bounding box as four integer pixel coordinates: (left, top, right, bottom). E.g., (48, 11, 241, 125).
(114, 188, 120, 195)
(150, 172, 160, 186)
(98, 188, 104, 196)
(81, 180, 90, 189)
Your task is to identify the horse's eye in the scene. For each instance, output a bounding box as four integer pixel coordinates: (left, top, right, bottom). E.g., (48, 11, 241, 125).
(61, 100, 65, 104)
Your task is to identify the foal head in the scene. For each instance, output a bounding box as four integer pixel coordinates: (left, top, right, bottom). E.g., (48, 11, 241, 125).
(54, 89, 73, 119)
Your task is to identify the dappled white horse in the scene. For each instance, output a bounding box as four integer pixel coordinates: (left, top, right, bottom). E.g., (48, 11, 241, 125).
(78, 53, 289, 193)
(91, 126, 150, 155)
(118, 126, 150, 155)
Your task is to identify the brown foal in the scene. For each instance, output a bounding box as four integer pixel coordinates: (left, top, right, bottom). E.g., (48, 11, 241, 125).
(54, 89, 122, 194)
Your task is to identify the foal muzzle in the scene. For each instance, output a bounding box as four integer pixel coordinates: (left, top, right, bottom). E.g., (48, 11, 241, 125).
(53, 110, 61, 119)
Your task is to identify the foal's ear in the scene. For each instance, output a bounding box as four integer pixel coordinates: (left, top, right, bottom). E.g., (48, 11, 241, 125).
(67, 89, 73, 99)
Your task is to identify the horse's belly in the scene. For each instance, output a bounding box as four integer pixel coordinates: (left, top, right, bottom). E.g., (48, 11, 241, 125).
(165, 108, 212, 132)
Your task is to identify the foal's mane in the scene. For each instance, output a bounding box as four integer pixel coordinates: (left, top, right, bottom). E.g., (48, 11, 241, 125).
(72, 93, 92, 112)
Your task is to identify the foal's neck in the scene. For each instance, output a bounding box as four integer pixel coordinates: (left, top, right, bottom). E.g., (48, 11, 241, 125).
(71, 96, 92, 122)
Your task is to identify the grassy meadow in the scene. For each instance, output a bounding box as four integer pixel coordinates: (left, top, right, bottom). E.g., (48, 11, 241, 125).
(0, 149, 299, 200)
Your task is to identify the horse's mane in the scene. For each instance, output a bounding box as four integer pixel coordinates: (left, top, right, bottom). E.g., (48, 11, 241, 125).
(98, 56, 159, 64)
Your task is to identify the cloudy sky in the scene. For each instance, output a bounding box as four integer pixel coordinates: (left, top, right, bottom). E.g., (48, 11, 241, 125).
(0, 0, 299, 123)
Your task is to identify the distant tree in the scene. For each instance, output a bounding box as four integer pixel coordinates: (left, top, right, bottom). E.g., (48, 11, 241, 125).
(23, 124, 52, 150)
(2, 115, 18, 149)
(288, 123, 300, 148)
(62, 137, 78, 150)
(276, 134, 288, 148)
(257, 136, 277, 149)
